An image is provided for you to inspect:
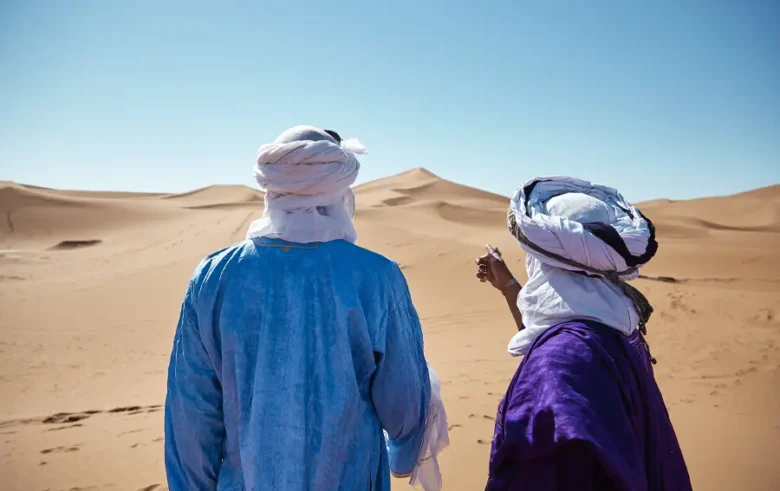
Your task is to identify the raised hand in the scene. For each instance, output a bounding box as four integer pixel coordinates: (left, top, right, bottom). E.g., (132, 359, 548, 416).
(475, 245, 516, 292)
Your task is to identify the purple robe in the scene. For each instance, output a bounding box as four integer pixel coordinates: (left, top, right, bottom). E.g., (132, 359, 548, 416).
(487, 321, 692, 491)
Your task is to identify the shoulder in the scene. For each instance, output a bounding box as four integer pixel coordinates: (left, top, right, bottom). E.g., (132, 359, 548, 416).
(332, 241, 401, 272)
(345, 241, 406, 281)
(188, 240, 256, 293)
(327, 241, 411, 306)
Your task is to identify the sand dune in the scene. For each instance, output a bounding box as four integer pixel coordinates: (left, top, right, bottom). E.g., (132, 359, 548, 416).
(162, 184, 265, 209)
(0, 182, 186, 251)
(636, 186, 780, 282)
(640, 185, 780, 236)
(355, 168, 508, 210)
(1, 171, 779, 490)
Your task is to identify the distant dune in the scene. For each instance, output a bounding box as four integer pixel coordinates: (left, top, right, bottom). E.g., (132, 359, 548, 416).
(162, 184, 265, 209)
(1, 172, 779, 491)
(355, 168, 508, 208)
(640, 184, 780, 237)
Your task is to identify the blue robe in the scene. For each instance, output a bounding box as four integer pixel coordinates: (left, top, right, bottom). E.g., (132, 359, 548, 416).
(165, 238, 431, 491)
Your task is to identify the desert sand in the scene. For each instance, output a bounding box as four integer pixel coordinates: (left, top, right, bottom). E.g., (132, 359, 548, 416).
(1, 169, 779, 490)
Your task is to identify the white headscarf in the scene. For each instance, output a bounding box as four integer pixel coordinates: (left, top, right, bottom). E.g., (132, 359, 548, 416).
(245, 126, 366, 244)
(506, 177, 658, 357)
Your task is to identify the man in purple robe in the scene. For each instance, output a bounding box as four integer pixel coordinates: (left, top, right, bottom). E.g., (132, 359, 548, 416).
(475, 178, 692, 490)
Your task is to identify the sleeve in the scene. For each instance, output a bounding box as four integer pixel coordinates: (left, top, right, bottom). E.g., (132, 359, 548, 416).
(370, 267, 432, 477)
(164, 285, 225, 491)
(487, 442, 604, 491)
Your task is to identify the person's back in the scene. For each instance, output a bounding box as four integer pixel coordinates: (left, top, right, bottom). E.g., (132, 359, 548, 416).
(164, 126, 444, 491)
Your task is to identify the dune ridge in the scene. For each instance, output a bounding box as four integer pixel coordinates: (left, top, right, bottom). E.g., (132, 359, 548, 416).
(162, 184, 265, 209)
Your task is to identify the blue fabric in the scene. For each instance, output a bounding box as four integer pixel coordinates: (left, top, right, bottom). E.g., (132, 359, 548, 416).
(165, 238, 430, 491)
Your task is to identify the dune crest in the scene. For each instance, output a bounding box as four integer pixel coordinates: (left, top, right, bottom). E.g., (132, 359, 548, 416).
(639, 184, 780, 236)
(162, 185, 265, 209)
(355, 167, 508, 216)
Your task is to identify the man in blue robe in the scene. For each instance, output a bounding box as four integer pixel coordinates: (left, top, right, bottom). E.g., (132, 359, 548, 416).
(164, 126, 431, 490)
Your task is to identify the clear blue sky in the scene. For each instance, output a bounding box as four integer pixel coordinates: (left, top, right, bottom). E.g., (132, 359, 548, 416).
(1, 0, 778, 202)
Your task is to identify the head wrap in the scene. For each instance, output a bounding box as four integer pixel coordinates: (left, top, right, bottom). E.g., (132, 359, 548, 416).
(245, 125, 366, 244)
(506, 176, 658, 358)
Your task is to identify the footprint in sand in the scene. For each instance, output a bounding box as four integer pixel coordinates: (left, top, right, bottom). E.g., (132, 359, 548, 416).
(735, 366, 759, 377)
(0, 404, 165, 439)
(41, 445, 81, 454)
(109, 406, 143, 413)
(139, 485, 164, 491)
(448, 424, 462, 431)
(132, 437, 163, 448)
(477, 439, 490, 445)
(118, 429, 144, 437)
(753, 309, 775, 323)
(43, 413, 91, 424)
(46, 423, 84, 432)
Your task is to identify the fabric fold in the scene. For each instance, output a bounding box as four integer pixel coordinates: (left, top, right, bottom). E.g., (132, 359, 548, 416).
(386, 364, 449, 491)
(409, 364, 449, 490)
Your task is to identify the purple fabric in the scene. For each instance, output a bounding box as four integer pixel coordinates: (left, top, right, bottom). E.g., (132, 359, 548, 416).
(487, 321, 692, 491)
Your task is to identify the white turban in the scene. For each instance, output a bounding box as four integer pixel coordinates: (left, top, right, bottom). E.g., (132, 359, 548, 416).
(245, 126, 366, 244)
(506, 176, 658, 357)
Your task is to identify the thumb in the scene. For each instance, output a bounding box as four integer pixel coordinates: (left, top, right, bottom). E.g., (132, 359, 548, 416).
(486, 244, 503, 262)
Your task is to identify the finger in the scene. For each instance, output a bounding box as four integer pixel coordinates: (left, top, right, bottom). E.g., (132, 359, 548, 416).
(486, 244, 502, 261)
(487, 254, 504, 266)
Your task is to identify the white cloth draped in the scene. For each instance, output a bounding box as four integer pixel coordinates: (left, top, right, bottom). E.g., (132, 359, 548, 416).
(245, 138, 366, 244)
(506, 176, 657, 357)
(387, 364, 449, 491)
(410, 365, 449, 490)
